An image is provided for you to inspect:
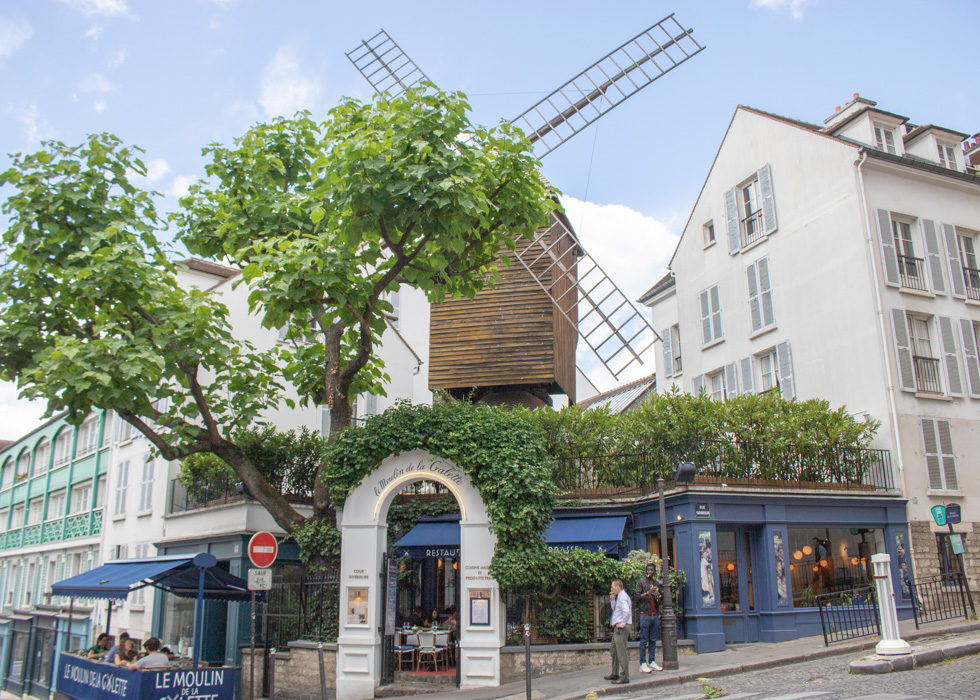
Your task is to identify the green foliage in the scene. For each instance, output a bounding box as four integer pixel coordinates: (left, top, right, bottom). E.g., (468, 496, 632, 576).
(387, 494, 459, 549)
(292, 518, 342, 571)
(533, 592, 594, 643)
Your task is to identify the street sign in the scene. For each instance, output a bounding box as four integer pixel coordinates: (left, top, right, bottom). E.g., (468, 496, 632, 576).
(930, 505, 947, 527)
(247, 568, 273, 591)
(946, 504, 961, 524)
(950, 534, 965, 555)
(248, 531, 278, 568)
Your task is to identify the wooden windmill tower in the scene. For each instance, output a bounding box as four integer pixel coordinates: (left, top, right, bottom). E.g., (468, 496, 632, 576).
(347, 17, 704, 406)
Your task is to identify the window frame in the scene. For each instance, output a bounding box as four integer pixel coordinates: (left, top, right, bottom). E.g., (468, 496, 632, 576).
(70, 480, 93, 515)
(114, 460, 130, 518)
(699, 284, 724, 346)
(937, 142, 958, 170)
(53, 430, 72, 467)
(27, 497, 44, 526)
(874, 123, 897, 154)
(75, 417, 99, 458)
(703, 220, 716, 248)
(46, 489, 67, 521)
(138, 456, 154, 514)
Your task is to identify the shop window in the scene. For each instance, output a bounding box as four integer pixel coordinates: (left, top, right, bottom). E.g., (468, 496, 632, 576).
(787, 528, 879, 605)
(717, 531, 740, 612)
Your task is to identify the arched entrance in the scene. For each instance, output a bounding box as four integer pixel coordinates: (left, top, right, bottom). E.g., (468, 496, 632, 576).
(336, 450, 502, 700)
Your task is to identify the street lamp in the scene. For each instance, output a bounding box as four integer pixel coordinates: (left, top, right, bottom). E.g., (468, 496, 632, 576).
(658, 461, 697, 670)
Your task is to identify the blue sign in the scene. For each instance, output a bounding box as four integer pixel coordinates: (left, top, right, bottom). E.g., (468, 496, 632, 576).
(946, 504, 961, 524)
(58, 655, 237, 700)
(931, 505, 947, 526)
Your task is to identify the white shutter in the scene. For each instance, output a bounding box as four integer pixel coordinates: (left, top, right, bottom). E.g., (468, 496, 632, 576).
(746, 262, 762, 333)
(889, 308, 916, 392)
(876, 209, 901, 287)
(102, 413, 113, 448)
(740, 357, 754, 394)
(758, 163, 777, 234)
(921, 418, 943, 490)
(114, 460, 129, 516)
(776, 341, 795, 399)
(725, 188, 740, 255)
(937, 316, 963, 397)
(758, 258, 775, 328)
(958, 318, 980, 398)
(936, 420, 958, 491)
(700, 290, 712, 344)
(942, 223, 967, 299)
(920, 220, 947, 295)
(661, 327, 673, 376)
(710, 285, 723, 340)
(691, 375, 704, 394)
(139, 457, 154, 512)
(724, 362, 739, 400)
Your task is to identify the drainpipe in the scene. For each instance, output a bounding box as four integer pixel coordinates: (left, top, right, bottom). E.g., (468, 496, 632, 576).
(855, 150, 915, 566)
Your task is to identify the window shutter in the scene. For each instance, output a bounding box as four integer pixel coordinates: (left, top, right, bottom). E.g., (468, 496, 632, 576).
(671, 326, 682, 374)
(114, 460, 129, 516)
(725, 188, 740, 255)
(937, 316, 963, 397)
(710, 285, 723, 340)
(319, 406, 332, 438)
(921, 418, 943, 489)
(942, 223, 967, 299)
(958, 318, 980, 398)
(661, 327, 673, 376)
(724, 362, 739, 400)
(758, 258, 775, 328)
(889, 308, 916, 392)
(691, 375, 704, 394)
(700, 290, 712, 344)
(776, 341, 795, 399)
(746, 262, 762, 332)
(758, 163, 777, 234)
(936, 420, 958, 491)
(920, 220, 947, 295)
(876, 209, 901, 287)
(740, 357, 755, 394)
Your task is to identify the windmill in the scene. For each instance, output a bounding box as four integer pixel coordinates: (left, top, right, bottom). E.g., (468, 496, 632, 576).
(347, 17, 704, 406)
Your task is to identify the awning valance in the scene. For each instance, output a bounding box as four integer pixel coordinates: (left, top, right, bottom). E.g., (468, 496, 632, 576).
(394, 522, 460, 559)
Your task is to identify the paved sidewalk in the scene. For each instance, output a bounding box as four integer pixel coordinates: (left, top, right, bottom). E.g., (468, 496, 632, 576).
(385, 618, 980, 700)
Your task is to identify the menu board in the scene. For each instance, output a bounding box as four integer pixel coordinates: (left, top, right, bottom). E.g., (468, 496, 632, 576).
(347, 587, 369, 626)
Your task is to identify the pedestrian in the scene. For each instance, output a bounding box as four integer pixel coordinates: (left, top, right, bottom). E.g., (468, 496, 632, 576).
(604, 578, 632, 685)
(635, 563, 663, 673)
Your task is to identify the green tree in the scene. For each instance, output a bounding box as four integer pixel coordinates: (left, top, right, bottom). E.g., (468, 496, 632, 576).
(0, 87, 553, 538)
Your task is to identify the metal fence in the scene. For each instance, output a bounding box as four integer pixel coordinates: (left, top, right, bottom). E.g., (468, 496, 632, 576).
(815, 585, 879, 645)
(264, 570, 340, 648)
(910, 573, 971, 628)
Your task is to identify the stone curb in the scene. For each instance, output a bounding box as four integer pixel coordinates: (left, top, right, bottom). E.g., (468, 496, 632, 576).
(849, 639, 980, 675)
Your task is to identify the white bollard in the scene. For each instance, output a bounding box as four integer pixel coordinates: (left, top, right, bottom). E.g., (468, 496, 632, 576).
(872, 553, 911, 655)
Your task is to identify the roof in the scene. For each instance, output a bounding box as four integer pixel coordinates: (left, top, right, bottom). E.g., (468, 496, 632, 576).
(904, 123, 970, 145)
(177, 257, 241, 280)
(638, 272, 675, 305)
(861, 146, 980, 185)
(578, 373, 656, 413)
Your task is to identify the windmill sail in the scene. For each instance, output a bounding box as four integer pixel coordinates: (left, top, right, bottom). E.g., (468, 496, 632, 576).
(346, 29, 431, 96)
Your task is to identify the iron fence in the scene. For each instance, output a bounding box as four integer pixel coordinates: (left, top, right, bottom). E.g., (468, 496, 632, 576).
(815, 585, 879, 645)
(264, 570, 340, 649)
(910, 573, 970, 628)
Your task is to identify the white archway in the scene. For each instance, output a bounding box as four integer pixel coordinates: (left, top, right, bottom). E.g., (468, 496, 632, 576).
(336, 450, 502, 700)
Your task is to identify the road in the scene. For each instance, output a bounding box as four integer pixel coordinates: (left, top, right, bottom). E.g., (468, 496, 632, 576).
(616, 648, 980, 700)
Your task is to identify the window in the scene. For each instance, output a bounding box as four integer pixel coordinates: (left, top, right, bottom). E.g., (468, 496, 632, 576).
(132, 543, 154, 605)
(699, 285, 723, 346)
(746, 257, 775, 334)
(892, 308, 963, 396)
(662, 324, 683, 377)
(114, 460, 130, 517)
(0, 509, 7, 533)
(708, 371, 725, 402)
(891, 219, 927, 291)
(16, 451, 30, 479)
(33, 440, 50, 477)
(47, 490, 66, 521)
(921, 418, 958, 491)
(12, 504, 24, 528)
(113, 544, 129, 560)
(53, 430, 72, 467)
(387, 289, 401, 329)
(740, 179, 762, 244)
(95, 475, 107, 510)
(0, 459, 11, 489)
(908, 315, 942, 394)
(70, 480, 92, 515)
(138, 456, 154, 513)
(76, 417, 99, 457)
(874, 123, 896, 154)
(937, 143, 958, 170)
(759, 350, 778, 393)
(102, 413, 113, 448)
(724, 164, 777, 254)
(703, 220, 715, 247)
(118, 416, 135, 444)
(787, 528, 878, 603)
(959, 232, 980, 301)
(27, 498, 43, 526)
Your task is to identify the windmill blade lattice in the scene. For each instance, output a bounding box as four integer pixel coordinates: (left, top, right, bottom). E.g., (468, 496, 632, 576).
(346, 29, 432, 96)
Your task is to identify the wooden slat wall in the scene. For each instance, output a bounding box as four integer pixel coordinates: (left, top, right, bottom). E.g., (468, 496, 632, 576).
(551, 219, 578, 403)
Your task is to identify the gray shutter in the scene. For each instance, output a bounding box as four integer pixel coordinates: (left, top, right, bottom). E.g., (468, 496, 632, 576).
(740, 357, 754, 394)
(671, 326, 682, 374)
(876, 209, 900, 288)
(776, 341, 795, 399)
(920, 220, 946, 295)
(724, 362, 739, 400)
(710, 285, 723, 340)
(937, 316, 963, 397)
(700, 290, 712, 344)
(691, 375, 704, 394)
(889, 308, 916, 392)
(959, 318, 980, 398)
(936, 420, 958, 491)
(661, 327, 673, 376)
(921, 418, 943, 489)
(725, 188, 740, 255)
(942, 223, 966, 299)
(758, 163, 777, 234)
(746, 262, 762, 333)
(758, 258, 774, 328)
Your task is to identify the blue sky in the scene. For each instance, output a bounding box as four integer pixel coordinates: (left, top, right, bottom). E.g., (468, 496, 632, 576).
(2, 0, 978, 436)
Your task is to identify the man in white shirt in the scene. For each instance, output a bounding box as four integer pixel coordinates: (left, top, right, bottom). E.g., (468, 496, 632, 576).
(604, 578, 632, 684)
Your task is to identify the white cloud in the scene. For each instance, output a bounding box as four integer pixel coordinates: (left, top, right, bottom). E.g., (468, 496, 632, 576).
(0, 17, 32, 57)
(143, 158, 171, 183)
(751, 0, 813, 21)
(79, 72, 114, 92)
(258, 46, 322, 119)
(93, 99, 107, 112)
(0, 382, 49, 442)
(15, 104, 56, 145)
(85, 25, 103, 40)
(58, 0, 131, 16)
(108, 48, 126, 67)
(167, 175, 197, 199)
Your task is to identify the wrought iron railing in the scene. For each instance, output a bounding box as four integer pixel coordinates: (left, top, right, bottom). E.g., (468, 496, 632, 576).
(553, 441, 894, 496)
(168, 476, 242, 514)
(910, 573, 971, 628)
(264, 570, 340, 648)
(913, 355, 942, 394)
(741, 210, 765, 247)
(815, 585, 879, 645)
(964, 266, 980, 301)
(898, 254, 928, 291)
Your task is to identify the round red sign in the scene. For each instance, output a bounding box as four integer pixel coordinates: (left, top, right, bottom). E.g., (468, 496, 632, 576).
(248, 531, 278, 568)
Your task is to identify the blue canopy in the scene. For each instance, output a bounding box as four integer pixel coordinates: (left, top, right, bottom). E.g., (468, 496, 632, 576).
(394, 522, 460, 559)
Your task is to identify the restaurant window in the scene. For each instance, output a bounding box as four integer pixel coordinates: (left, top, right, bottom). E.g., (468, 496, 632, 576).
(786, 528, 882, 605)
(645, 531, 676, 570)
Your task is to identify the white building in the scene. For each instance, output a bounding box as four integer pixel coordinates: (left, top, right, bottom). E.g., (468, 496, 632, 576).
(642, 94, 980, 593)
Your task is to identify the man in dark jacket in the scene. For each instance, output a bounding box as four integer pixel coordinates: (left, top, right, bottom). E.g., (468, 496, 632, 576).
(635, 563, 662, 672)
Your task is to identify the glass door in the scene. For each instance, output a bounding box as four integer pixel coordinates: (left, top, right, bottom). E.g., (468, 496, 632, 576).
(717, 528, 758, 643)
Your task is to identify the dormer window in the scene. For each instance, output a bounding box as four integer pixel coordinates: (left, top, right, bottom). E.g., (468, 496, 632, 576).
(937, 143, 958, 170)
(874, 123, 897, 154)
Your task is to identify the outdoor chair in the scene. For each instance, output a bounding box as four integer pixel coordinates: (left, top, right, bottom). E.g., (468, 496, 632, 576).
(395, 632, 418, 671)
(416, 631, 443, 672)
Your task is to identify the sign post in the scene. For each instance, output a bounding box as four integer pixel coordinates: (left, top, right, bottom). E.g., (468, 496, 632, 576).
(940, 506, 975, 616)
(247, 533, 278, 700)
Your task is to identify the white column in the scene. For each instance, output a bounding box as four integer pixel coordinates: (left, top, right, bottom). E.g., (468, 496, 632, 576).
(872, 553, 910, 655)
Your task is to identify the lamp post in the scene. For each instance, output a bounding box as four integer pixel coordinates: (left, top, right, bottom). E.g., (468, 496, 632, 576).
(658, 462, 697, 671)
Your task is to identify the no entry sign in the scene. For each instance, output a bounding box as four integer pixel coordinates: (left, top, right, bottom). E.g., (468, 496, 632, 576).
(248, 531, 278, 568)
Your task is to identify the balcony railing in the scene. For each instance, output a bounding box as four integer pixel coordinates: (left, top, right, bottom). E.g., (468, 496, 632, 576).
(897, 255, 928, 291)
(964, 266, 980, 301)
(552, 440, 894, 496)
(740, 210, 765, 247)
(913, 355, 942, 394)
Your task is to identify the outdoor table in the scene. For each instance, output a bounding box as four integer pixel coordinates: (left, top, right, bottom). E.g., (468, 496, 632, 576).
(56, 654, 238, 700)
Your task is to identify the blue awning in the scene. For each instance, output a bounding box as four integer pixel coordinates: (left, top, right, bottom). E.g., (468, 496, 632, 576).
(394, 516, 627, 558)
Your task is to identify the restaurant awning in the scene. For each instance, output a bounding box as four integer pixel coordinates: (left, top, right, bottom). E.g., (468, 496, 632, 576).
(394, 515, 627, 558)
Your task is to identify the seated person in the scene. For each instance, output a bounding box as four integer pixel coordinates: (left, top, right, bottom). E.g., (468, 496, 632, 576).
(130, 638, 170, 670)
(160, 646, 178, 661)
(104, 632, 129, 665)
(442, 606, 457, 631)
(428, 608, 440, 628)
(407, 607, 423, 627)
(114, 638, 139, 668)
(87, 633, 110, 660)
